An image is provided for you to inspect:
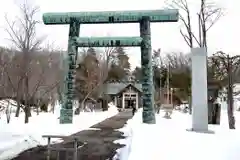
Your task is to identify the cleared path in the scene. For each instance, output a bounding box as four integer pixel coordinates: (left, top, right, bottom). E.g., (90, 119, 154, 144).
(12, 111, 132, 160)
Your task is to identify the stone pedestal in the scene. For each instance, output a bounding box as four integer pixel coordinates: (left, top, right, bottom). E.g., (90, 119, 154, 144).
(207, 84, 221, 124)
(208, 103, 221, 124)
(191, 48, 208, 132)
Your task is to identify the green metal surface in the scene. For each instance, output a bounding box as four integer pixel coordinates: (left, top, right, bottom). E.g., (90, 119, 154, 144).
(60, 21, 79, 124)
(59, 52, 68, 106)
(75, 37, 142, 47)
(43, 9, 179, 124)
(42, 9, 179, 24)
(140, 17, 156, 124)
(59, 108, 73, 124)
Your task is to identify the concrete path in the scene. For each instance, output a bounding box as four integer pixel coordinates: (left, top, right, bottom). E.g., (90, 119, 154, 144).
(12, 111, 132, 160)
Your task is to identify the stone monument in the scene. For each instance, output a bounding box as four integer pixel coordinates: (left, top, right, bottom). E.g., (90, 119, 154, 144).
(191, 48, 208, 132)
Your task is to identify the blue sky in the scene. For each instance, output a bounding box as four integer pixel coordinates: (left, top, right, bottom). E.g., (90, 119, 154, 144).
(0, 0, 239, 68)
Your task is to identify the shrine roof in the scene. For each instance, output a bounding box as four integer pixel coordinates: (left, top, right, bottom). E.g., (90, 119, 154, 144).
(104, 81, 142, 95)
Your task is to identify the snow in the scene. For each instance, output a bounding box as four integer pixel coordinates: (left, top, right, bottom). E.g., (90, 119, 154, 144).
(2, 97, 240, 160)
(113, 111, 135, 160)
(0, 99, 24, 114)
(0, 100, 118, 160)
(123, 107, 240, 160)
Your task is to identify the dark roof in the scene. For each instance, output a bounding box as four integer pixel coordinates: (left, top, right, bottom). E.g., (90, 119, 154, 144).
(104, 83, 142, 95)
(85, 97, 97, 103)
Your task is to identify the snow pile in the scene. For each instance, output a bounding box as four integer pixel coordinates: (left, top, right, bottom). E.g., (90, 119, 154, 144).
(108, 102, 119, 114)
(127, 109, 240, 160)
(0, 135, 39, 160)
(113, 109, 142, 160)
(0, 99, 23, 115)
(0, 99, 18, 108)
(0, 103, 118, 160)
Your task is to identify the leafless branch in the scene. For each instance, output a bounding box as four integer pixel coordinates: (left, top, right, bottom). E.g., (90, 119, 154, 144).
(166, 0, 223, 48)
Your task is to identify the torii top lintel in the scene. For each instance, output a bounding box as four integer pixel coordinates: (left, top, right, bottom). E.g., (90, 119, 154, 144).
(42, 9, 179, 25)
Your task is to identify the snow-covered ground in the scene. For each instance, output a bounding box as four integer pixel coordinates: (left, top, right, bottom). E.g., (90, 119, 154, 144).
(125, 108, 240, 160)
(0, 101, 118, 160)
(2, 98, 240, 160)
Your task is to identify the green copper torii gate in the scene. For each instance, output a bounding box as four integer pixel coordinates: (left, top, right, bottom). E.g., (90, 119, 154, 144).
(42, 9, 179, 124)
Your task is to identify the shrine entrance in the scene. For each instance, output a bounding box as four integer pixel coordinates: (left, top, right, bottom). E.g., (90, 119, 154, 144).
(42, 9, 179, 124)
(123, 93, 138, 109)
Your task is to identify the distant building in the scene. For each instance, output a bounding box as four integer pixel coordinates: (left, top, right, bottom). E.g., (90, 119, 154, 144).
(103, 81, 142, 110)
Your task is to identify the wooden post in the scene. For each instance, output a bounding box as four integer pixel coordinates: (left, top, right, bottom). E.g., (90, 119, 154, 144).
(74, 138, 78, 160)
(57, 151, 60, 160)
(114, 96, 117, 107)
(122, 93, 125, 109)
(136, 93, 139, 109)
(47, 137, 51, 160)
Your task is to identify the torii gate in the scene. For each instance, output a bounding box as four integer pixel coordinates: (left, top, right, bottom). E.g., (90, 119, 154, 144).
(42, 9, 179, 124)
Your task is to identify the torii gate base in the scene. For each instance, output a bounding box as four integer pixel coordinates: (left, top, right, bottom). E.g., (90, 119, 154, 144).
(42, 9, 179, 124)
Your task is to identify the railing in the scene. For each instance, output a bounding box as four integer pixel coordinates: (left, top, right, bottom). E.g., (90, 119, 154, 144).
(42, 135, 86, 160)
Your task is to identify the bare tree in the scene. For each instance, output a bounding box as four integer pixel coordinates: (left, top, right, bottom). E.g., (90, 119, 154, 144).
(211, 51, 240, 129)
(162, 52, 191, 91)
(4, 1, 45, 123)
(0, 48, 12, 98)
(78, 46, 115, 111)
(31, 43, 62, 110)
(164, 52, 190, 71)
(153, 49, 164, 68)
(5, 100, 13, 123)
(166, 0, 223, 48)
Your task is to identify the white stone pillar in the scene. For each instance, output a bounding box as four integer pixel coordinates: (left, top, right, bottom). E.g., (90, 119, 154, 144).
(191, 48, 208, 132)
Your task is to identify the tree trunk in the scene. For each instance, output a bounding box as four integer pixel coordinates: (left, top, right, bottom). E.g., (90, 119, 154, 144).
(74, 100, 81, 115)
(227, 106, 235, 129)
(28, 106, 31, 117)
(51, 99, 55, 114)
(24, 77, 31, 117)
(15, 95, 21, 117)
(227, 57, 235, 129)
(36, 100, 40, 115)
(15, 102, 21, 117)
(6, 108, 11, 123)
(37, 106, 39, 115)
(189, 96, 192, 114)
(24, 107, 30, 123)
(227, 85, 235, 129)
(24, 112, 29, 123)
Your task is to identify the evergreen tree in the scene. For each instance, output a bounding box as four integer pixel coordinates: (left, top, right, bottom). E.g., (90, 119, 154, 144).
(107, 47, 131, 81)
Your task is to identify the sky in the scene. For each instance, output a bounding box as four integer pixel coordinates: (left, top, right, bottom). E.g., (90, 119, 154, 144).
(0, 0, 239, 69)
